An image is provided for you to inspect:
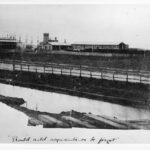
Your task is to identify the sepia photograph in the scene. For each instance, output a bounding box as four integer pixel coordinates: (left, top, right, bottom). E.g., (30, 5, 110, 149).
(1, 0, 150, 145)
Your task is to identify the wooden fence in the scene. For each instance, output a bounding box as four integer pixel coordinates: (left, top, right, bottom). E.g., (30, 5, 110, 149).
(0, 59, 150, 84)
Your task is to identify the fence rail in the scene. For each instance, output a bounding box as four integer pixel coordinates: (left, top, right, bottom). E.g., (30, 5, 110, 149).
(0, 59, 150, 84)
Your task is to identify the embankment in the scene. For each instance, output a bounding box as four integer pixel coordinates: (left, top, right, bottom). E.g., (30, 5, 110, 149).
(8, 105, 143, 129)
(0, 69, 149, 109)
(0, 95, 25, 105)
(0, 94, 149, 129)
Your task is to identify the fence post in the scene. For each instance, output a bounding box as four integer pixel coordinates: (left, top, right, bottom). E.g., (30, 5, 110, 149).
(113, 72, 115, 81)
(80, 65, 82, 77)
(13, 63, 15, 72)
(90, 70, 92, 78)
(70, 66, 72, 76)
(20, 63, 22, 72)
(20, 63, 22, 82)
(12, 63, 15, 85)
(28, 65, 29, 72)
(101, 70, 103, 79)
(140, 74, 142, 84)
(61, 65, 62, 75)
(126, 72, 128, 82)
(43, 65, 45, 73)
(52, 64, 53, 74)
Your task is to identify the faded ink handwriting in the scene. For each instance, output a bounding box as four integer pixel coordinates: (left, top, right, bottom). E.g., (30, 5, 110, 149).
(9, 136, 119, 144)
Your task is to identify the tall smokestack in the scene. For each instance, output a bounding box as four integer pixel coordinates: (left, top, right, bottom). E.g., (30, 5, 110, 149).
(43, 33, 49, 44)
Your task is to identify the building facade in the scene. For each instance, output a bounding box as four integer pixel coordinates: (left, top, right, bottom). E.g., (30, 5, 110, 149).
(37, 33, 71, 52)
(37, 33, 129, 52)
(0, 37, 18, 53)
(71, 42, 129, 51)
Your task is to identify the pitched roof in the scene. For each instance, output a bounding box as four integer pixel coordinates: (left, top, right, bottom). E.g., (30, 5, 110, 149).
(0, 38, 17, 43)
(48, 42, 71, 46)
(72, 41, 121, 45)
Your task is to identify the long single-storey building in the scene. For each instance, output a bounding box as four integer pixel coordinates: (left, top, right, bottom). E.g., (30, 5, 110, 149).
(37, 33, 129, 52)
(71, 42, 129, 51)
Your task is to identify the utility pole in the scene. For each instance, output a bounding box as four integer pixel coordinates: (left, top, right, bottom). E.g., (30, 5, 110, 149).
(31, 36, 33, 45)
(25, 35, 28, 45)
(92, 45, 94, 55)
(19, 36, 21, 43)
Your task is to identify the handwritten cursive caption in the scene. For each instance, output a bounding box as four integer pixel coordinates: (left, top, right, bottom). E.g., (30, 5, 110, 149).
(9, 136, 119, 144)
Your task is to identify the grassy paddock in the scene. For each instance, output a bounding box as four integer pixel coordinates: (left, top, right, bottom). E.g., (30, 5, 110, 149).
(1, 52, 150, 71)
(21, 53, 150, 71)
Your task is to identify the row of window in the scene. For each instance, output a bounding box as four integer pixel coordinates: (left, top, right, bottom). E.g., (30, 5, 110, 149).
(0, 42, 17, 49)
(72, 45, 119, 50)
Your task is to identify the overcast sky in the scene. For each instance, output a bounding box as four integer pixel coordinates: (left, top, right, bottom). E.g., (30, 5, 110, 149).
(0, 4, 150, 49)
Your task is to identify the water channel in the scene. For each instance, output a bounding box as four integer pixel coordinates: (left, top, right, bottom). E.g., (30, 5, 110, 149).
(1, 83, 150, 142)
(0, 83, 150, 121)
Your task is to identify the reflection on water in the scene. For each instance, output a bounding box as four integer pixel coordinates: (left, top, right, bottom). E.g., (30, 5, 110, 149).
(0, 83, 150, 121)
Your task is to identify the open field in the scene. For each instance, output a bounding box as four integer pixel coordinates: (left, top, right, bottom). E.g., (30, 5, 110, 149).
(1, 52, 150, 71)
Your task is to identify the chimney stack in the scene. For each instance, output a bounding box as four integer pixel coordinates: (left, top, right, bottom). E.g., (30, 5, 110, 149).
(55, 37, 58, 42)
